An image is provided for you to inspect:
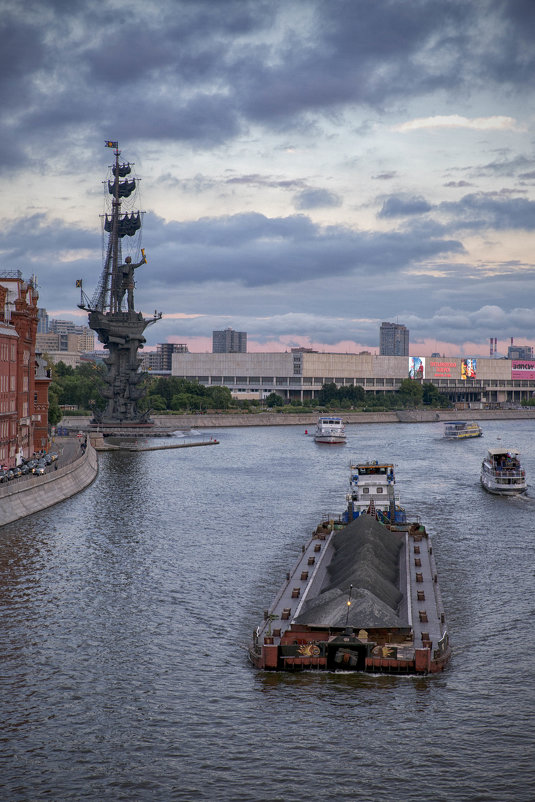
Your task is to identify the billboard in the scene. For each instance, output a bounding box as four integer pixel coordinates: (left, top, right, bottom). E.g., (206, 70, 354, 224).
(427, 359, 458, 379)
(512, 360, 535, 379)
(461, 358, 477, 380)
(408, 357, 425, 379)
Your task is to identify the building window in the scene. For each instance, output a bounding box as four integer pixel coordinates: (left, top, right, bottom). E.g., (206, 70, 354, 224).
(224, 376, 234, 383)
(276, 377, 288, 385)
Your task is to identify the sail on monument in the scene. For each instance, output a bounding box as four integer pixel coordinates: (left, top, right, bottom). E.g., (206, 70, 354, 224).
(78, 141, 161, 426)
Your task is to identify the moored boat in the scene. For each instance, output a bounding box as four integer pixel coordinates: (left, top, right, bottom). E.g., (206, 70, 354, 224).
(480, 448, 527, 495)
(249, 469, 450, 674)
(444, 421, 482, 439)
(314, 416, 346, 444)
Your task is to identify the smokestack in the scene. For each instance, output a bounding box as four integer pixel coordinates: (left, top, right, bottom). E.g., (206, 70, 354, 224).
(511, 337, 514, 346)
(490, 338, 493, 356)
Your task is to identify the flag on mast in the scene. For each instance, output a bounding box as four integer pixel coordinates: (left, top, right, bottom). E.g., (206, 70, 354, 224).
(105, 140, 118, 148)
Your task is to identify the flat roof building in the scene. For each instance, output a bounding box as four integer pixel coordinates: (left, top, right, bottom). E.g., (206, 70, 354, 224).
(172, 350, 535, 406)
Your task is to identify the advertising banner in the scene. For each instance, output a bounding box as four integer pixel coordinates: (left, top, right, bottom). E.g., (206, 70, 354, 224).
(461, 358, 477, 380)
(408, 357, 424, 379)
(511, 360, 535, 379)
(427, 359, 458, 379)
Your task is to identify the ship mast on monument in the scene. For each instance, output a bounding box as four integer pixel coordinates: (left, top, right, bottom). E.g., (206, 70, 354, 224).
(78, 140, 161, 428)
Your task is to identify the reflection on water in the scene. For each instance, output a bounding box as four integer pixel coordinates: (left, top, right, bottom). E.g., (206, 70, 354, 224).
(1, 420, 534, 801)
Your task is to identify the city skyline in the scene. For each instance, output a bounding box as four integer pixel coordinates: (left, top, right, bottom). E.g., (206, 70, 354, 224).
(1, 0, 534, 356)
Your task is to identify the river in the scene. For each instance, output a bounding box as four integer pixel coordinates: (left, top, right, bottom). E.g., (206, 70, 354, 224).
(1, 419, 534, 801)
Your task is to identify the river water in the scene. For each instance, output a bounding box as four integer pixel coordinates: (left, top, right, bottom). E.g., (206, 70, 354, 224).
(1, 420, 534, 801)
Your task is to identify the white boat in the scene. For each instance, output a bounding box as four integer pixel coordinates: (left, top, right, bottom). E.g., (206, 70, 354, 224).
(314, 416, 346, 444)
(480, 448, 527, 495)
(344, 460, 406, 523)
(444, 421, 483, 439)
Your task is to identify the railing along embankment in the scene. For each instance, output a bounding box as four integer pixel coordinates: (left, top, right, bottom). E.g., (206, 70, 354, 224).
(0, 442, 98, 527)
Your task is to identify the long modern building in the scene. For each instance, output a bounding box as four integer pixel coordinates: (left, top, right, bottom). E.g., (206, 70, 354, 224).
(172, 351, 535, 405)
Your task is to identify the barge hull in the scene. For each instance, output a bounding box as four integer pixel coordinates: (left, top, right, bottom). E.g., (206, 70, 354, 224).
(250, 514, 451, 675)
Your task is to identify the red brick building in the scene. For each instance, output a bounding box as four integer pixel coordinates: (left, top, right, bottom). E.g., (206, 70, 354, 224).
(0, 272, 50, 466)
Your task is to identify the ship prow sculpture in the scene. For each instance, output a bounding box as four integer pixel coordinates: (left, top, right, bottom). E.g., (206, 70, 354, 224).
(78, 141, 162, 430)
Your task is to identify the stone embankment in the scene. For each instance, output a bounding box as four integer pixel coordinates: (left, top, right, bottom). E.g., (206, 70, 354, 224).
(60, 407, 535, 431)
(0, 439, 98, 527)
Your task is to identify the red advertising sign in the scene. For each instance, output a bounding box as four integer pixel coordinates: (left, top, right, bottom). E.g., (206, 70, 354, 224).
(512, 360, 535, 379)
(428, 360, 457, 379)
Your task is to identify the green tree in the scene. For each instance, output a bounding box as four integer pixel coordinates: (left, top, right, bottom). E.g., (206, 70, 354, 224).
(397, 378, 423, 406)
(146, 394, 167, 410)
(317, 382, 338, 405)
(170, 393, 192, 410)
(422, 382, 450, 407)
(208, 386, 232, 409)
(265, 392, 284, 407)
(47, 382, 62, 426)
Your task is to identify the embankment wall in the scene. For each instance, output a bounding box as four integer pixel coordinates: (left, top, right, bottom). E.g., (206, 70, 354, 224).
(0, 443, 98, 528)
(60, 408, 535, 430)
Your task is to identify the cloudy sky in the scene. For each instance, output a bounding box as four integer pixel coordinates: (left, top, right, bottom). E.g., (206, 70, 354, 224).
(1, 0, 534, 356)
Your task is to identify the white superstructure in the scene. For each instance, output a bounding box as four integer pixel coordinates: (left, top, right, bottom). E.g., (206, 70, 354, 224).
(314, 416, 346, 444)
(345, 461, 405, 523)
(480, 448, 527, 495)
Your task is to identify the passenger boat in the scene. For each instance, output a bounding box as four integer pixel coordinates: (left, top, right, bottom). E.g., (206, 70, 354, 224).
(249, 468, 450, 675)
(480, 448, 527, 495)
(343, 460, 406, 524)
(444, 421, 482, 439)
(314, 416, 346, 444)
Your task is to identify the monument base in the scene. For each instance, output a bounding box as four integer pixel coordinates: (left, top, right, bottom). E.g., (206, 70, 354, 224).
(87, 422, 178, 438)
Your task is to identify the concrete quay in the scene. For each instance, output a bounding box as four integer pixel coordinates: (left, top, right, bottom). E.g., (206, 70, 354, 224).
(0, 438, 98, 528)
(60, 407, 535, 431)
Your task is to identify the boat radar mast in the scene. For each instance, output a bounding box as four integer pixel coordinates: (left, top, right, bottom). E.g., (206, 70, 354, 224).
(78, 140, 161, 426)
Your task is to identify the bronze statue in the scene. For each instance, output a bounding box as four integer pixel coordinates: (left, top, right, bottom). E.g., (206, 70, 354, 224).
(117, 254, 146, 312)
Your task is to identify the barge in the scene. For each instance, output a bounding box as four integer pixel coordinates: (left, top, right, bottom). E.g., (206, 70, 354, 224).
(249, 465, 450, 674)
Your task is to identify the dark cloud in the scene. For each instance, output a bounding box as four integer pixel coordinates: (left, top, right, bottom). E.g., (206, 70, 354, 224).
(378, 195, 432, 218)
(443, 181, 472, 188)
(438, 192, 535, 231)
(1, 0, 534, 169)
(294, 188, 342, 210)
(1, 0, 533, 352)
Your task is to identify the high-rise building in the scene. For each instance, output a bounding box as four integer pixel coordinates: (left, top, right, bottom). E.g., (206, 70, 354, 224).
(212, 328, 247, 353)
(139, 343, 189, 372)
(37, 308, 49, 333)
(159, 343, 188, 370)
(379, 322, 409, 356)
